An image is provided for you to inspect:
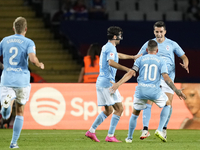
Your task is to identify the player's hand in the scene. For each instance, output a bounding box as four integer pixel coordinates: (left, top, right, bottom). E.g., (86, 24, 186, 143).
(109, 81, 119, 94)
(133, 54, 142, 61)
(176, 88, 186, 100)
(40, 63, 44, 69)
(180, 63, 189, 73)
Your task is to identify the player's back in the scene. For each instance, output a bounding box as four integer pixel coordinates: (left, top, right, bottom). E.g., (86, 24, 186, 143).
(0, 34, 35, 87)
(134, 54, 168, 100)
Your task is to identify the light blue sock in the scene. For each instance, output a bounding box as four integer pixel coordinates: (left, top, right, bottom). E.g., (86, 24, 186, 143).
(128, 114, 138, 139)
(108, 114, 120, 135)
(91, 112, 107, 129)
(1, 105, 11, 120)
(11, 116, 24, 144)
(164, 107, 172, 128)
(158, 105, 171, 131)
(142, 104, 152, 128)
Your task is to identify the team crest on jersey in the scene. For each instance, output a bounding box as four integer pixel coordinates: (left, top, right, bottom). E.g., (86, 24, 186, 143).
(110, 53, 114, 58)
(166, 45, 170, 51)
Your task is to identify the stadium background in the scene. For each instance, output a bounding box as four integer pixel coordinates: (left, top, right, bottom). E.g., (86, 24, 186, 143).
(0, 0, 199, 131)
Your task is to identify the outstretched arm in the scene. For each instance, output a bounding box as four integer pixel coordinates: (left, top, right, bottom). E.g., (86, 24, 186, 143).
(29, 53, 44, 69)
(118, 53, 142, 61)
(110, 69, 136, 93)
(180, 54, 189, 73)
(162, 73, 186, 100)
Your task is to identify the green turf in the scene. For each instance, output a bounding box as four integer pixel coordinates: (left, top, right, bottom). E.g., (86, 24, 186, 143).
(0, 129, 199, 150)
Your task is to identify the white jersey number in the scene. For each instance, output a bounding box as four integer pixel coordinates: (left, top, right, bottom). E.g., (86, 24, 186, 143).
(9, 47, 18, 65)
(143, 64, 157, 81)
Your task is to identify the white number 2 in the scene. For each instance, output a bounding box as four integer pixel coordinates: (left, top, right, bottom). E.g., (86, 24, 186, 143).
(143, 64, 157, 81)
(9, 47, 18, 65)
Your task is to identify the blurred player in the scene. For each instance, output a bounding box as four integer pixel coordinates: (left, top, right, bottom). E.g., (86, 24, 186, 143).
(0, 17, 44, 148)
(137, 21, 189, 140)
(85, 26, 141, 142)
(109, 40, 186, 142)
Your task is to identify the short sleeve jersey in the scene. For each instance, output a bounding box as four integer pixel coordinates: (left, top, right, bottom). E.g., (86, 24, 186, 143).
(134, 54, 168, 100)
(96, 42, 118, 88)
(0, 34, 36, 87)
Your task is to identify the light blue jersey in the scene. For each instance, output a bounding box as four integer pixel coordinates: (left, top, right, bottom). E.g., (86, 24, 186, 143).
(96, 42, 118, 88)
(0, 34, 36, 87)
(138, 37, 185, 81)
(134, 54, 168, 100)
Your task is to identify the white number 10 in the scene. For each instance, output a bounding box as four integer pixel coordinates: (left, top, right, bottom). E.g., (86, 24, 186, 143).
(143, 64, 157, 81)
(9, 47, 18, 65)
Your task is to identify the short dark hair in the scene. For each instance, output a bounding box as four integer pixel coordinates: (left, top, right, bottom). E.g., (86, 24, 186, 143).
(148, 40, 157, 51)
(107, 26, 123, 40)
(153, 21, 166, 30)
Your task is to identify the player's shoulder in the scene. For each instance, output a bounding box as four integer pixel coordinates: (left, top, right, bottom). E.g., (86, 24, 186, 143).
(165, 37, 178, 45)
(104, 42, 116, 52)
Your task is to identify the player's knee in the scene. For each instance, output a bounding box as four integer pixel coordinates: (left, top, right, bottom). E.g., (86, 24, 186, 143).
(104, 107, 113, 116)
(115, 107, 123, 116)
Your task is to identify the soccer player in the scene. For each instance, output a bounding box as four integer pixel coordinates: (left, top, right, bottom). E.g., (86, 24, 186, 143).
(109, 40, 186, 142)
(0, 17, 44, 148)
(85, 26, 141, 142)
(137, 21, 189, 140)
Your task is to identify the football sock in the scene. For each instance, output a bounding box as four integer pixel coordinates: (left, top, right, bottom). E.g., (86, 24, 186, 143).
(158, 105, 171, 131)
(108, 114, 120, 136)
(142, 104, 152, 128)
(11, 116, 24, 144)
(1, 105, 11, 120)
(90, 112, 107, 132)
(128, 114, 138, 139)
(164, 107, 172, 128)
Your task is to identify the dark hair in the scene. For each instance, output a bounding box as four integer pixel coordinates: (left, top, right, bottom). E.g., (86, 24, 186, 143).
(107, 26, 123, 40)
(153, 21, 166, 30)
(87, 43, 101, 67)
(148, 40, 157, 51)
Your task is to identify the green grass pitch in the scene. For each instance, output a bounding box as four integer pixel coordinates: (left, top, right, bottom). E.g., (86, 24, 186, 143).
(0, 129, 199, 150)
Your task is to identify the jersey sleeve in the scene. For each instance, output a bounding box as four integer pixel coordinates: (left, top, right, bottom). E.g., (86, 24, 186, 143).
(161, 59, 168, 74)
(173, 41, 185, 57)
(27, 40, 36, 54)
(137, 41, 148, 55)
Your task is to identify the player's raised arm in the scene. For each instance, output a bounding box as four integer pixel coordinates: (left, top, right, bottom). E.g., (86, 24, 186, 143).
(29, 53, 44, 69)
(162, 73, 186, 100)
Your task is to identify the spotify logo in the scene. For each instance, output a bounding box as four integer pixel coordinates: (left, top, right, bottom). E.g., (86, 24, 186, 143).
(30, 87, 66, 126)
